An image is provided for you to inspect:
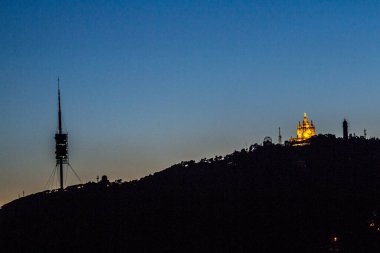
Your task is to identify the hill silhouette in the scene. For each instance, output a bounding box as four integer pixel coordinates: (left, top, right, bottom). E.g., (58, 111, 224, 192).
(2, 134, 380, 252)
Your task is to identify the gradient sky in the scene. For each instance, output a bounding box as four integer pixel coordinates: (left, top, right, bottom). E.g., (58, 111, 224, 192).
(1, 0, 380, 206)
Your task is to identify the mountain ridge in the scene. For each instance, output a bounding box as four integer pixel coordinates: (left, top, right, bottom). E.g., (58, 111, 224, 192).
(1, 134, 380, 252)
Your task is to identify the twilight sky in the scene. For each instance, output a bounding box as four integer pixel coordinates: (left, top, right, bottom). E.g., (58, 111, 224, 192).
(1, 0, 380, 205)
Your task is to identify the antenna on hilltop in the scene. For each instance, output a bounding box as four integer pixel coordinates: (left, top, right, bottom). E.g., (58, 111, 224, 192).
(45, 78, 81, 190)
(278, 127, 282, 144)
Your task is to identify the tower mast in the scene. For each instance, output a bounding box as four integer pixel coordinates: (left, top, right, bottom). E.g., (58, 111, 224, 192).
(55, 77, 68, 190)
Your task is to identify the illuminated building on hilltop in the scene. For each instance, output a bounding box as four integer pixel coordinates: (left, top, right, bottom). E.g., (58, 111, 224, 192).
(289, 113, 316, 146)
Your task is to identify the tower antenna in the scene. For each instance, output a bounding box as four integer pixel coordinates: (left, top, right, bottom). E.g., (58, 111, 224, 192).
(278, 127, 282, 144)
(58, 77, 62, 133)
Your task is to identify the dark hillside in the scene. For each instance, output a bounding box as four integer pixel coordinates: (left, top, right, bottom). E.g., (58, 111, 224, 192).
(2, 135, 380, 252)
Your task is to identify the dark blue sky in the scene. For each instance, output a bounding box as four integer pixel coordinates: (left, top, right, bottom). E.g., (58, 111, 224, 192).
(1, 0, 380, 205)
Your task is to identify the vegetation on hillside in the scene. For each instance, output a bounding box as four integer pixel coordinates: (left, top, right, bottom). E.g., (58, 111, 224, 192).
(1, 135, 380, 252)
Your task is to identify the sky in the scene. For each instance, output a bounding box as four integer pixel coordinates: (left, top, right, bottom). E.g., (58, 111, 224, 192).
(1, 0, 380, 206)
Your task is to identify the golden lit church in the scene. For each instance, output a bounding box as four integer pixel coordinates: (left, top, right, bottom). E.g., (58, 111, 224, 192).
(289, 113, 316, 146)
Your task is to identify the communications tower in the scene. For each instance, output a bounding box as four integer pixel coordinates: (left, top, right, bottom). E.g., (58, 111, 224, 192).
(55, 78, 68, 190)
(46, 78, 81, 190)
